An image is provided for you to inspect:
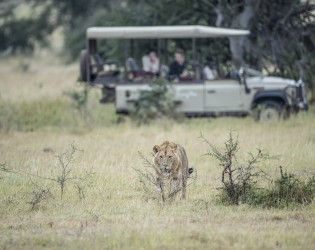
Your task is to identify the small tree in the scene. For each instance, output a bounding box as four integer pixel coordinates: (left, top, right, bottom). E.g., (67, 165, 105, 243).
(201, 131, 272, 205)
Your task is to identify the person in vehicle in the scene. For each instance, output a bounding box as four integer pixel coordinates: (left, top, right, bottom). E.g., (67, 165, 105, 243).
(203, 59, 216, 80)
(169, 49, 188, 81)
(142, 49, 160, 75)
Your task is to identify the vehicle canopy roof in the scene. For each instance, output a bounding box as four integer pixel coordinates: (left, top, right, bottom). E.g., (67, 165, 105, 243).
(87, 25, 250, 39)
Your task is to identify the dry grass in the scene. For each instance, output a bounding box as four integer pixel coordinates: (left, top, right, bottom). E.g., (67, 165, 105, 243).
(0, 56, 76, 102)
(0, 56, 314, 249)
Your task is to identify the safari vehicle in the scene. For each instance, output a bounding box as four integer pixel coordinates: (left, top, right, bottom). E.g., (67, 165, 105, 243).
(80, 25, 308, 121)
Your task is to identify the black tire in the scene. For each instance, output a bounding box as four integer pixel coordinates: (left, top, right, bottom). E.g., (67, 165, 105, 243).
(80, 49, 88, 82)
(256, 100, 283, 122)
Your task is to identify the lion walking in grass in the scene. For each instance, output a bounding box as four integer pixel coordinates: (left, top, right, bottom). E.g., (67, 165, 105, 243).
(152, 141, 191, 200)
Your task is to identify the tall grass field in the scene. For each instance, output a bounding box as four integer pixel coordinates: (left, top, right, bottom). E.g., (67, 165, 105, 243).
(0, 56, 314, 249)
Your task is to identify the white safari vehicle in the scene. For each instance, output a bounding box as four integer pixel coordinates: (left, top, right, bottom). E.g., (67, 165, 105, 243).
(80, 25, 308, 121)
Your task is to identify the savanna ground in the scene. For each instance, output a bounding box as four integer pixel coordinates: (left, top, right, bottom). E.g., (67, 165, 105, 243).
(0, 55, 314, 250)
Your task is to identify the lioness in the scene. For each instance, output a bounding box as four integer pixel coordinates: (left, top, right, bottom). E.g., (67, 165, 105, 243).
(153, 141, 191, 200)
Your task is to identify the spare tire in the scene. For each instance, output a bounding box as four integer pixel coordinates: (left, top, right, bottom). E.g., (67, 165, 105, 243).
(80, 49, 88, 82)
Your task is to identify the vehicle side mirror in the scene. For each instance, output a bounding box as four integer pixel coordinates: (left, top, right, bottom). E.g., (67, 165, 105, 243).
(237, 68, 244, 84)
(239, 68, 251, 94)
(238, 68, 244, 76)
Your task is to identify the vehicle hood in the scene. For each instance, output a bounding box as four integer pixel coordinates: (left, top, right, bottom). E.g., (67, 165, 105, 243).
(247, 76, 296, 89)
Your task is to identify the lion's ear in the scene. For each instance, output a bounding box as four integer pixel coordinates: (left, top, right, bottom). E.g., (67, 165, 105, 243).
(171, 145, 178, 151)
(153, 145, 160, 154)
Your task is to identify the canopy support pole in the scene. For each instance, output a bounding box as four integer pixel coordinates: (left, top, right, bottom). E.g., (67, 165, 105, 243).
(158, 39, 161, 74)
(199, 39, 203, 80)
(164, 39, 168, 65)
(124, 40, 128, 80)
(192, 38, 196, 80)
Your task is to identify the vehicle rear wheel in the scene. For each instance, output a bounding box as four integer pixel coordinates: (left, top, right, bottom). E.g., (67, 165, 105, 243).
(80, 49, 88, 82)
(256, 100, 283, 122)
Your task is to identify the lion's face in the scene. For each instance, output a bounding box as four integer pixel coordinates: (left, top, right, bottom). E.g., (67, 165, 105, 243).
(153, 143, 178, 174)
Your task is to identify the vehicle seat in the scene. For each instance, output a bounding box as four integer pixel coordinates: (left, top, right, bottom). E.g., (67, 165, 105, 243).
(90, 53, 120, 77)
(125, 58, 144, 81)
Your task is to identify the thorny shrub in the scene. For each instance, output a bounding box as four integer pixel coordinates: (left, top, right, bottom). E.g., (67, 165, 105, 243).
(202, 131, 315, 207)
(0, 143, 94, 201)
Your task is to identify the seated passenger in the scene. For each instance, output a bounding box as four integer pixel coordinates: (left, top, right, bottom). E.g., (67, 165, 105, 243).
(203, 59, 216, 80)
(142, 49, 160, 75)
(169, 49, 188, 81)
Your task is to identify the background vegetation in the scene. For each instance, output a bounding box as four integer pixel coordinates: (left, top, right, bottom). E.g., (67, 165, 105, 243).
(0, 0, 314, 100)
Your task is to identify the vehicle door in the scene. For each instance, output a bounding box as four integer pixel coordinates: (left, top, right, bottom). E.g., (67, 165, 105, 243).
(204, 79, 243, 112)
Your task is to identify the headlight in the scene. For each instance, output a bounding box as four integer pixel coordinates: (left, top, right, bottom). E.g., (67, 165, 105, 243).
(296, 79, 308, 110)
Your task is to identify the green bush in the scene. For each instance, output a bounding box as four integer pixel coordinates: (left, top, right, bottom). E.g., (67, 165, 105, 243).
(130, 78, 179, 124)
(63, 82, 90, 123)
(248, 167, 315, 208)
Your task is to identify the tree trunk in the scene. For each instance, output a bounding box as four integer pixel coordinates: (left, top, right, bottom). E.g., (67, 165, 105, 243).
(227, 0, 257, 67)
(228, 36, 246, 67)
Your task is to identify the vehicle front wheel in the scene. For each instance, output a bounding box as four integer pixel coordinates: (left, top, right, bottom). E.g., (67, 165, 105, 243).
(255, 100, 283, 122)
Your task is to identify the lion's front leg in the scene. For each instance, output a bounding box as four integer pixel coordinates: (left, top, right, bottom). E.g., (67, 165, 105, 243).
(156, 176, 165, 203)
(181, 174, 187, 200)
